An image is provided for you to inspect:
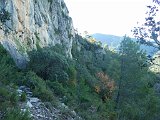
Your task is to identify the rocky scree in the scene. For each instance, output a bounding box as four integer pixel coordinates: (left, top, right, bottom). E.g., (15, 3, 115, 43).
(17, 86, 82, 120)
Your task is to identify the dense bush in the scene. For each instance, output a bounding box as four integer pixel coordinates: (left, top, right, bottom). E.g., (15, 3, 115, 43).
(46, 81, 67, 97)
(20, 92, 27, 102)
(0, 44, 18, 84)
(28, 46, 69, 82)
(0, 9, 11, 23)
(20, 71, 54, 102)
(3, 108, 31, 120)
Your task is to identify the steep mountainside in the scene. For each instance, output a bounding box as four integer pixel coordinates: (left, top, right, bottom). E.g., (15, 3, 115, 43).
(0, 0, 75, 68)
(0, 1, 160, 120)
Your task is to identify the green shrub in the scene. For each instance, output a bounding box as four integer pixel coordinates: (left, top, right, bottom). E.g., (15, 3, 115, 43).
(33, 86, 53, 102)
(51, 44, 66, 55)
(20, 92, 26, 102)
(22, 71, 54, 102)
(48, 0, 53, 3)
(0, 44, 18, 85)
(0, 86, 9, 99)
(54, 28, 61, 35)
(67, 66, 77, 83)
(28, 47, 69, 82)
(10, 92, 18, 105)
(61, 2, 65, 8)
(0, 9, 11, 23)
(47, 81, 66, 97)
(3, 108, 31, 120)
(0, 86, 10, 109)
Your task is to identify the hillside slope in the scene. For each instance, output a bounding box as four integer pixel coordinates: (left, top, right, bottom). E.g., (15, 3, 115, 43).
(0, 0, 160, 120)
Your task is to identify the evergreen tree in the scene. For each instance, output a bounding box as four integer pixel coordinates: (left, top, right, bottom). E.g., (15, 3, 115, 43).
(115, 36, 160, 120)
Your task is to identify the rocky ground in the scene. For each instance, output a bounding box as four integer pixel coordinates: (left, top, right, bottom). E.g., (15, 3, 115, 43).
(17, 86, 82, 120)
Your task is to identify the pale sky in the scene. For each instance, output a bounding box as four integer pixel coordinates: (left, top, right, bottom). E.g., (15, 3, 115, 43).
(64, 0, 155, 36)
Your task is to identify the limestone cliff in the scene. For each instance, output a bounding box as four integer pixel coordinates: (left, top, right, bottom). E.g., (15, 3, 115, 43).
(0, 0, 75, 68)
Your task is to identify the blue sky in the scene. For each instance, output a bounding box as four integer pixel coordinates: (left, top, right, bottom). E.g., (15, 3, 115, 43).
(64, 0, 154, 36)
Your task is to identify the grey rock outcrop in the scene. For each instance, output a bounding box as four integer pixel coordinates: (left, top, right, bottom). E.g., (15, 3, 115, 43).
(17, 86, 82, 120)
(0, 0, 75, 68)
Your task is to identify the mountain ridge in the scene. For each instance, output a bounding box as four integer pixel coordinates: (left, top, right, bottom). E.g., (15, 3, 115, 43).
(92, 33, 158, 55)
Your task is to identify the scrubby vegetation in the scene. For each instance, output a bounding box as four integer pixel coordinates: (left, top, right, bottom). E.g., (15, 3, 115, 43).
(0, 9, 11, 23)
(0, 34, 160, 120)
(0, 45, 31, 119)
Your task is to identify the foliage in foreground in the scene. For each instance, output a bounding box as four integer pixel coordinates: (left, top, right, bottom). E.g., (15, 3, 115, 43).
(3, 108, 31, 120)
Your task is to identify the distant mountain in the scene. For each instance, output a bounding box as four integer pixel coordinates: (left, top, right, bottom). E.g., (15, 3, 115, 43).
(92, 33, 123, 49)
(92, 33, 158, 56)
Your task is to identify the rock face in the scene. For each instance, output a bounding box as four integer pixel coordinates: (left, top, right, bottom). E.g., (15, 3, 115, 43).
(0, 0, 75, 68)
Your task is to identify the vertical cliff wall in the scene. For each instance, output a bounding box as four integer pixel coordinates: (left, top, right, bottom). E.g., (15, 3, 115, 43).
(0, 0, 75, 68)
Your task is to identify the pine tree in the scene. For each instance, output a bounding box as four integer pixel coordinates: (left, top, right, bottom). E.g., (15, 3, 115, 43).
(115, 36, 158, 119)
